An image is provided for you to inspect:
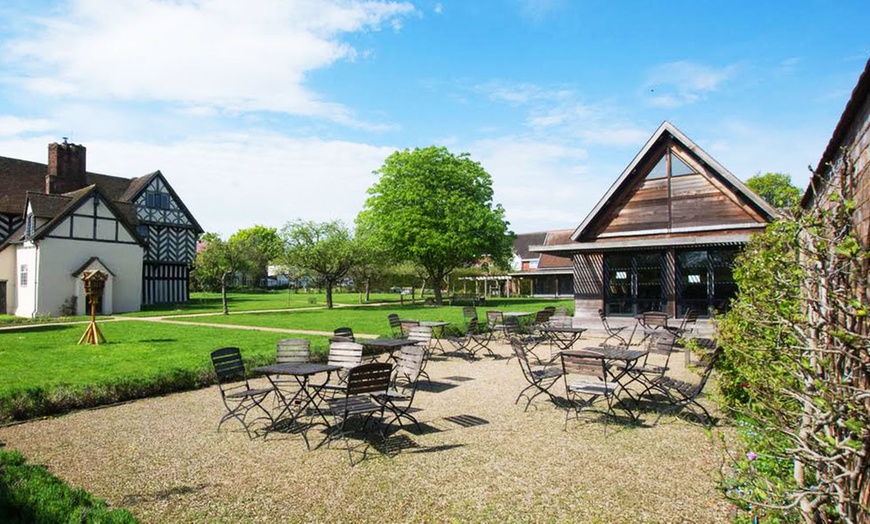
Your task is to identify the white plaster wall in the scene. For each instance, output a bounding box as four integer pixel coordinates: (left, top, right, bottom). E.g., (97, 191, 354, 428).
(0, 247, 16, 314)
(14, 243, 38, 317)
(74, 261, 114, 316)
(37, 239, 143, 316)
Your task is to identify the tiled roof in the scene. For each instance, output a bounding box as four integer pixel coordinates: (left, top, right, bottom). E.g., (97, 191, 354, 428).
(0, 157, 45, 214)
(538, 229, 573, 269)
(27, 192, 73, 219)
(0, 153, 175, 238)
(513, 232, 547, 260)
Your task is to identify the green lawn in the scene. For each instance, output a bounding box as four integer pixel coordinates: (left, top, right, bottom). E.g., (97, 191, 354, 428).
(175, 298, 574, 336)
(120, 290, 404, 317)
(0, 295, 571, 421)
(0, 321, 325, 396)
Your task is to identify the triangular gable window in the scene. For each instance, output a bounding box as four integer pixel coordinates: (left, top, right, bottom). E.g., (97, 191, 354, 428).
(647, 154, 668, 179)
(671, 152, 696, 177)
(644, 150, 697, 181)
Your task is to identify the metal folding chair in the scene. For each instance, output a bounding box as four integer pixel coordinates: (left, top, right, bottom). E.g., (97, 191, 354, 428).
(211, 347, 274, 439)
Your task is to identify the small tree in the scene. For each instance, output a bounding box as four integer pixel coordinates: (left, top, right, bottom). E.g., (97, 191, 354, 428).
(348, 224, 392, 302)
(229, 225, 283, 286)
(359, 146, 514, 305)
(281, 220, 356, 309)
(194, 233, 257, 314)
(718, 158, 869, 522)
(746, 172, 802, 209)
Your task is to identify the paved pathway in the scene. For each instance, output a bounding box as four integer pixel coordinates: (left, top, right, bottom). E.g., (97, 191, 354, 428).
(0, 302, 391, 338)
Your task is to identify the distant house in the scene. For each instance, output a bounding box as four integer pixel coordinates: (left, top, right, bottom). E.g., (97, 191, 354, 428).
(0, 142, 202, 316)
(802, 57, 870, 248)
(510, 230, 573, 297)
(533, 121, 777, 319)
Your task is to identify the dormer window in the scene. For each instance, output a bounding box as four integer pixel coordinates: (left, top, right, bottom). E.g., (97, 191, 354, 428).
(24, 213, 35, 238)
(145, 192, 170, 210)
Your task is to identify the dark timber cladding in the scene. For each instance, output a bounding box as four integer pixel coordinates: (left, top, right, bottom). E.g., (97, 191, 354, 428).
(530, 121, 778, 319)
(143, 263, 190, 304)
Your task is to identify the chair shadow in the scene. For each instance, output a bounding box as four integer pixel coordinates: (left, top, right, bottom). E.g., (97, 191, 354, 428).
(441, 375, 475, 382)
(416, 381, 458, 393)
(120, 483, 211, 506)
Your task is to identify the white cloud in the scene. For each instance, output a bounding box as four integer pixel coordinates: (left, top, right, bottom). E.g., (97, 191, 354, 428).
(0, 132, 397, 236)
(466, 136, 599, 231)
(645, 61, 736, 107)
(0, 116, 55, 136)
(701, 119, 826, 189)
(4, 0, 415, 127)
(434, 3, 444, 14)
(475, 80, 648, 147)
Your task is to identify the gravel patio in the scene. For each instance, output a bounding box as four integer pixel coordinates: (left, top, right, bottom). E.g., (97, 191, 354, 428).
(0, 337, 733, 523)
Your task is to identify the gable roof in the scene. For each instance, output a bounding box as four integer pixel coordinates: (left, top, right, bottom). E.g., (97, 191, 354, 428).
(801, 57, 870, 207)
(0, 149, 202, 236)
(23, 185, 146, 247)
(537, 230, 573, 269)
(571, 121, 777, 242)
(513, 232, 547, 260)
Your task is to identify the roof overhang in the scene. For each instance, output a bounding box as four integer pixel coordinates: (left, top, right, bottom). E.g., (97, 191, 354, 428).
(531, 231, 758, 256)
(509, 268, 573, 277)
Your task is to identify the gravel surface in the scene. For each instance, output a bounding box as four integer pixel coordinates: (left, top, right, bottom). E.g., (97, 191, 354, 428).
(0, 337, 732, 523)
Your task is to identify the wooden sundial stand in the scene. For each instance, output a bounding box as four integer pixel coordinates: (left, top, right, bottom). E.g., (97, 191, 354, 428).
(78, 270, 107, 345)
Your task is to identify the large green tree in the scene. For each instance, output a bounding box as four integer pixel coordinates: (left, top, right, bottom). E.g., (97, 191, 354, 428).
(745, 172, 801, 209)
(194, 233, 258, 314)
(281, 220, 356, 309)
(359, 146, 514, 305)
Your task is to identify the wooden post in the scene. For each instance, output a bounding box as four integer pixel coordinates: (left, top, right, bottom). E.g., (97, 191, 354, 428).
(78, 270, 107, 345)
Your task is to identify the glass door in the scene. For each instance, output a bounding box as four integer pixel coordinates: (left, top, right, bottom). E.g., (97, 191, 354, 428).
(604, 252, 665, 316)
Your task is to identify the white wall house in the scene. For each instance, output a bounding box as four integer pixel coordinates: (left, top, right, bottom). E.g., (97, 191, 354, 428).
(0, 142, 201, 317)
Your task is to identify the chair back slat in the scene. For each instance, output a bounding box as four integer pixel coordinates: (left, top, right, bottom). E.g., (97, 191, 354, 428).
(396, 344, 426, 378)
(561, 353, 604, 378)
(462, 306, 478, 320)
(642, 311, 669, 329)
(407, 325, 432, 345)
(276, 339, 310, 364)
(327, 341, 364, 370)
(399, 320, 420, 336)
(333, 327, 355, 341)
(211, 347, 246, 382)
(554, 306, 569, 317)
(346, 363, 393, 395)
(533, 310, 552, 325)
(648, 332, 678, 355)
(510, 338, 534, 377)
(387, 313, 402, 334)
(486, 310, 504, 325)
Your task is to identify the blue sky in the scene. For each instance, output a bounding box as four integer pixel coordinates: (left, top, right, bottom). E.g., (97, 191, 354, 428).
(1, 0, 869, 236)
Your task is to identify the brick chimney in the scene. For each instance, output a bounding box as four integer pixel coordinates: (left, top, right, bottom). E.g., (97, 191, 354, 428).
(45, 140, 87, 194)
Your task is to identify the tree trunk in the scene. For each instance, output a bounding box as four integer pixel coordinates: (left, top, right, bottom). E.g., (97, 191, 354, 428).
(220, 274, 229, 315)
(433, 273, 444, 305)
(325, 280, 334, 309)
(365, 279, 371, 302)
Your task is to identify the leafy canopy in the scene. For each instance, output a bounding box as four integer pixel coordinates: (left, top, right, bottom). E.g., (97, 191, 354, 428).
(745, 172, 801, 209)
(281, 220, 357, 308)
(359, 146, 513, 301)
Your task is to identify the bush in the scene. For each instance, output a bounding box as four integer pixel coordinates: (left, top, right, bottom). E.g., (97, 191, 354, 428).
(0, 354, 275, 423)
(0, 449, 137, 523)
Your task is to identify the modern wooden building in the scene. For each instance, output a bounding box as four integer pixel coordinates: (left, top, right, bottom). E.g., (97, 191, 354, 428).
(0, 142, 202, 316)
(533, 121, 778, 319)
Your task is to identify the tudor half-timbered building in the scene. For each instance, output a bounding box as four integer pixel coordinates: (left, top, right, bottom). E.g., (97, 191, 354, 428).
(533, 121, 778, 320)
(0, 142, 202, 316)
